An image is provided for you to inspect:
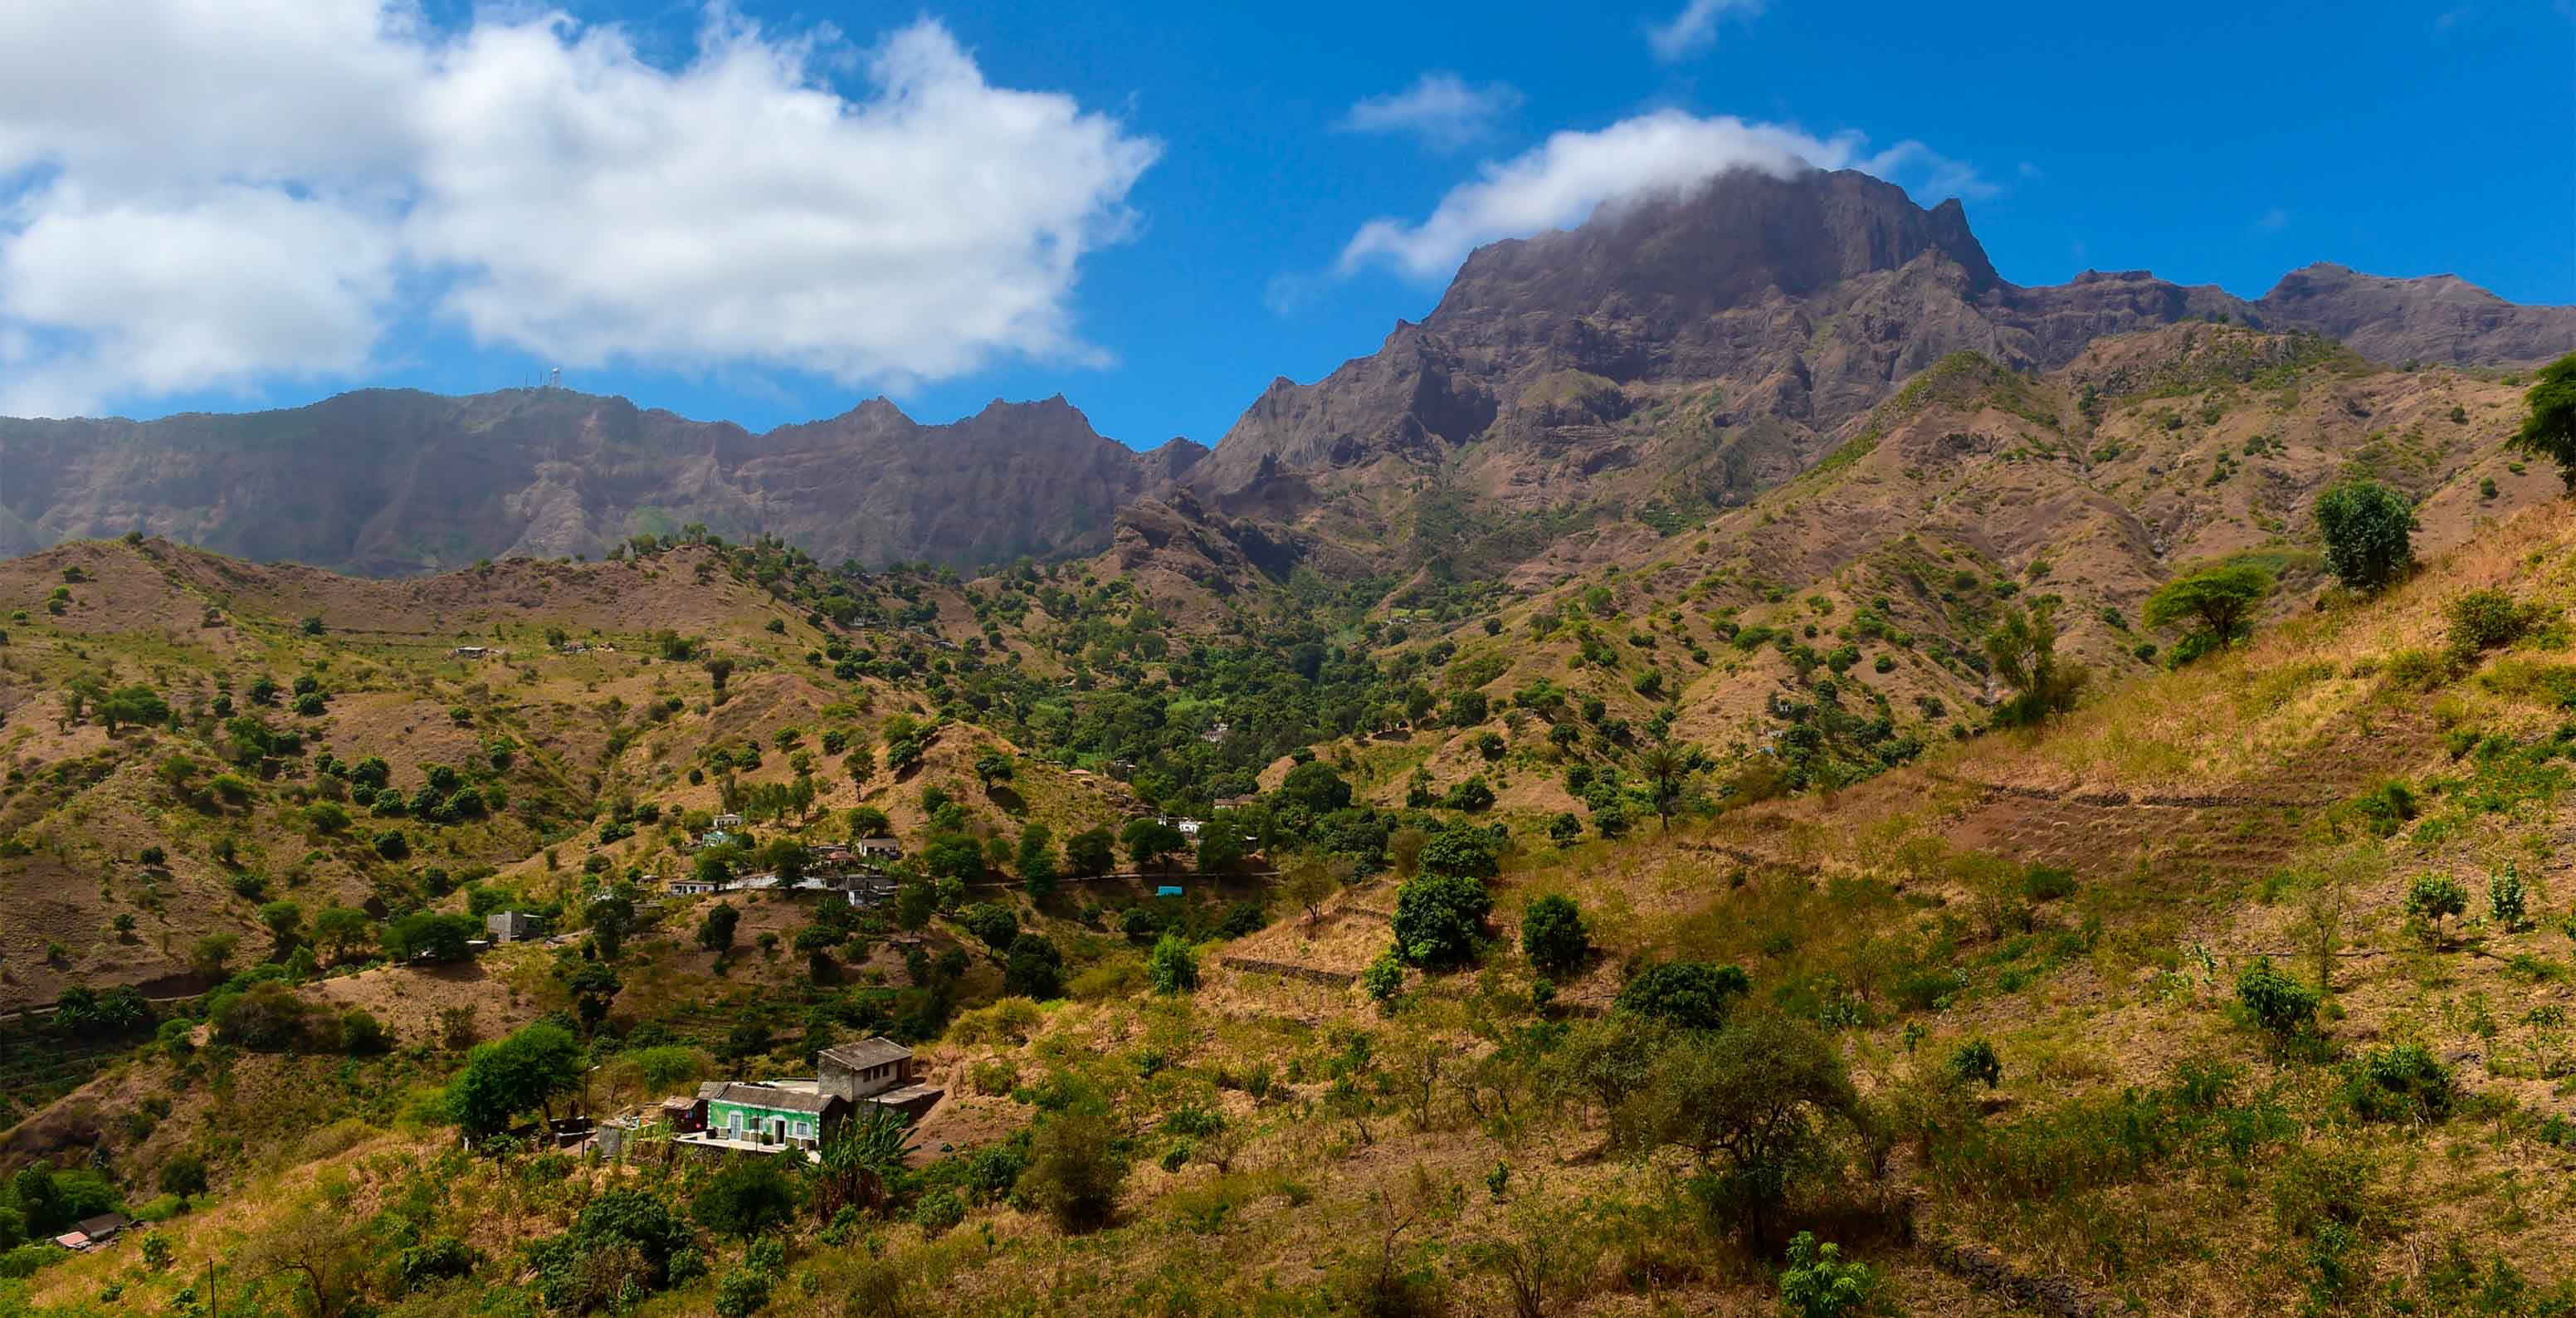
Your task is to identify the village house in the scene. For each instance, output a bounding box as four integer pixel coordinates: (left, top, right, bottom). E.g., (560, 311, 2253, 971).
(684, 1081, 847, 1154)
(448, 645, 491, 659)
(819, 1037, 944, 1118)
(485, 910, 548, 943)
(51, 1213, 129, 1252)
(853, 836, 903, 862)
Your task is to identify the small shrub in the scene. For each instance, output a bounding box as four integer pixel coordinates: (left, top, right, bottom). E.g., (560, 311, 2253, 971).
(2237, 957, 2320, 1037)
(1948, 1038, 2003, 1089)
(2344, 1043, 2454, 1123)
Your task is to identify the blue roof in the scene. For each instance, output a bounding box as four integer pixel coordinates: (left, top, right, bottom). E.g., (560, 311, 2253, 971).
(1154, 886, 1183, 897)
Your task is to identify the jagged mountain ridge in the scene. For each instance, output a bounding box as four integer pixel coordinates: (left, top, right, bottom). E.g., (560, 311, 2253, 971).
(0, 388, 1206, 575)
(1187, 167, 2570, 574)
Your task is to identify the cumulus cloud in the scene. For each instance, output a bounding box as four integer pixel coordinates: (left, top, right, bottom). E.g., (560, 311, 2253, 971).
(2256, 207, 2291, 232)
(0, 2, 1158, 417)
(1646, 0, 1764, 62)
(1338, 72, 1522, 152)
(1336, 109, 1986, 281)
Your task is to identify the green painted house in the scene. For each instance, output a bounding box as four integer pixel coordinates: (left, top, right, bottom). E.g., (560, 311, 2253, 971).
(692, 1081, 846, 1150)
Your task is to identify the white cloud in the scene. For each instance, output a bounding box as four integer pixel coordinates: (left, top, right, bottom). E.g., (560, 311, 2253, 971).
(1338, 73, 1522, 152)
(1336, 109, 1986, 281)
(1646, 0, 1764, 62)
(0, 2, 1158, 417)
(2256, 207, 2291, 232)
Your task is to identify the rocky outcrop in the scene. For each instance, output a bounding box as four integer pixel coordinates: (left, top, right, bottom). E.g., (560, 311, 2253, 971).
(2256, 262, 2576, 367)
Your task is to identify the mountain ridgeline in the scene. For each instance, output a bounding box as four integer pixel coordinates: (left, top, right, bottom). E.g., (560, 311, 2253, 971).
(1, 166, 2567, 583)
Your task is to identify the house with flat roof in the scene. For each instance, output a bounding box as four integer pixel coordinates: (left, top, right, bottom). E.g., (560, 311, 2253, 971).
(485, 910, 548, 943)
(819, 1036, 944, 1117)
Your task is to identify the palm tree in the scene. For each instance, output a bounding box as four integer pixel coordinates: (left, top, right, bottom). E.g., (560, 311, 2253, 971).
(810, 1107, 920, 1218)
(1638, 745, 1688, 832)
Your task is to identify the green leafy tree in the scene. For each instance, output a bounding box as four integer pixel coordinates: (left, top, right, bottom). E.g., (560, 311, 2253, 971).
(257, 900, 304, 949)
(1016, 823, 1059, 896)
(311, 907, 374, 965)
(1520, 894, 1590, 977)
(961, 902, 1019, 949)
(1615, 960, 1750, 1030)
(2506, 351, 2576, 489)
(1064, 827, 1115, 877)
(2314, 480, 2415, 592)
(448, 1023, 583, 1135)
(1003, 933, 1065, 998)
(95, 684, 170, 735)
(892, 881, 939, 931)
(2144, 564, 2274, 654)
(1120, 818, 1188, 871)
(1278, 760, 1354, 813)
(386, 912, 477, 963)
(1194, 825, 1247, 873)
(1392, 872, 1491, 968)
(2406, 872, 2469, 946)
(1417, 823, 1501, 880)
(697, 901, 740, 954)
(1614, 1013, 1861, 1247)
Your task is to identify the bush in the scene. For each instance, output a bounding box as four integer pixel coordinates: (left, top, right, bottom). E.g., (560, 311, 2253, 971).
(690, 1157, 799, 1237)
(2490, 866, 2529, 930)
(1363, 949, 1405, 1006)
(1149, 934, 1200, 994)
(1779, 1231, 1881, 1318)
(1003, 934, 1064, 1000)
(2344, 1043, 2454, 1123)
(1520, 894, 1590, 976)
(2237, 957, 2320, 1037)
(2315, 479, 2414, 593)
(2446, 589, 2539, 657)
(1947, 1038, 2004, 1089)
(1019, 1113, 1128, 1233)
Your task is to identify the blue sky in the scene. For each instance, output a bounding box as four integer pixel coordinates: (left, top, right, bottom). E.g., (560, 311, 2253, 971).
(1, 0, 2568, 447)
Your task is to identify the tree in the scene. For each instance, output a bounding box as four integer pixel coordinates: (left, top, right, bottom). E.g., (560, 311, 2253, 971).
(1003, 933, 1065, 998)
(1613, 1013, 1861, 1247)
(1417, 823, 1501, 880)
(258, 900, 305, 950)
(971, 749, 1015, 788)
(1120, 818, 1188, 871)
(189, 931, 239, 977)
(892, 881, 938, 931)
(690, 1157, 799, 1237)
(448, 1023, 583, 1135)
(386, 912, 477, 963)
(95, 683, 169, 735)
(1615, 960, 1750, 1031)
(2507, 351, 2576, 490)
(1064, 827, 1115, 877)
(2315, 480, 2415, 592)
(311, 907, 373, 965)
(1279, 760, 1354, 813)
(1149, 934, 1200, 994)
(1285, 856, 1339, 929)
(1016, 823, 1058, 896)
(847, 805, 892, 838)
(2144, 564, 2273, 653)
(1021, 1112, 1129, 1233)
(1194, 826, 1247, 874)
(919, 834, 984, 883)
(2406, 872, 2469, 947)
(1637, 745, 1690, 831)
(1393, 872, 1492, 968)
(809, 1107, 919, 1218)
(697, 901, 740, 955)
(961, 902, 1019, 949)
(1520, 895, 1590, 977)
(1983, 601, 2086, 726)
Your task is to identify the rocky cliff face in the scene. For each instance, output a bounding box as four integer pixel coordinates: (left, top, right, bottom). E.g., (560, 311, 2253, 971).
(1186, 166, 2569, 573)
(0, 389, 1202, 574)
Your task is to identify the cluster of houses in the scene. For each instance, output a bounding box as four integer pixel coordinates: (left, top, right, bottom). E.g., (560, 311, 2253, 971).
(668, 818, 907, 906)
(655, 1036, 942, 1158)
(48, 1212, 131, 1254)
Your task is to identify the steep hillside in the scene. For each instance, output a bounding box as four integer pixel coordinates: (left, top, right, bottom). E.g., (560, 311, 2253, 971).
(0, 388, 1204, 574)
(13, 499, 2576, 1318)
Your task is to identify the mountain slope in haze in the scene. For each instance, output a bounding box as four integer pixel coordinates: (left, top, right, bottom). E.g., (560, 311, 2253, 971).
(1190, 167, 2571, 578)
(0, 388, 1206, 575)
